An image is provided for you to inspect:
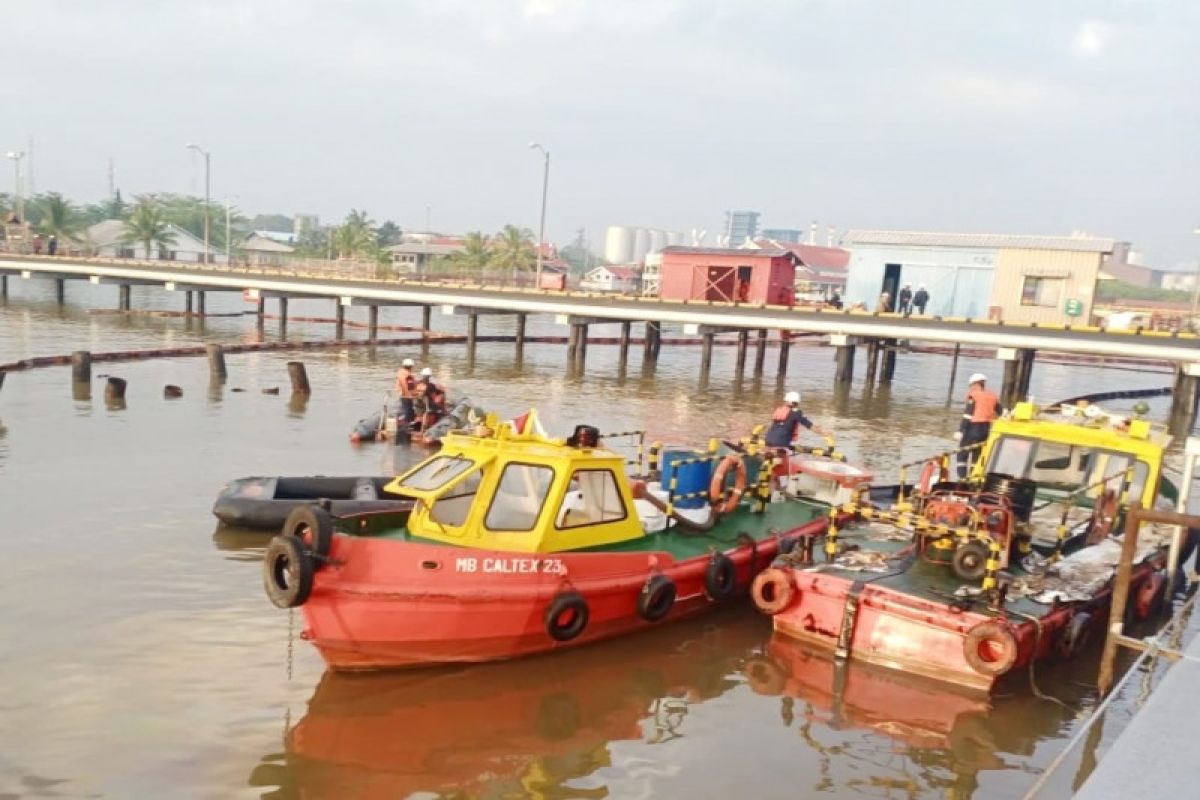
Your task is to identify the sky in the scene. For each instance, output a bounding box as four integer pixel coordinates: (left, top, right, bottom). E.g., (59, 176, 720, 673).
(4, 0, 1199, 266)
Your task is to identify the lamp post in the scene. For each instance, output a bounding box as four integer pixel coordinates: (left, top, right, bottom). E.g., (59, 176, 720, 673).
(186, 143, 211, 263)
(226, 196, 239, 265)
(529, 142, 550, 289)
(6, 150, 25, 223)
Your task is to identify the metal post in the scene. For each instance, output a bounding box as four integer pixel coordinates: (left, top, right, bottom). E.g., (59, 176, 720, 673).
(530, 143, 550, 289)
(187, 143, 211, 264)
(1167, 437, 1200, 598)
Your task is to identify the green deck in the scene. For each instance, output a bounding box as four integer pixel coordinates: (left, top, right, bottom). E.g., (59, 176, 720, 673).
(338, 498, 827, 560)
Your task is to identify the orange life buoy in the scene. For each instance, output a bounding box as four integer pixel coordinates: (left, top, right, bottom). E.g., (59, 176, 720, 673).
(963, 621, 1019, 676)
(750, 568, 795, 615)
(710, 455, 747, 516)
(917, 460, 939, 494)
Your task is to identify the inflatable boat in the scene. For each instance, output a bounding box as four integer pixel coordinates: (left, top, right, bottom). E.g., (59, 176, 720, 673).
(212, 476, 414, 530)
(349, 397, 480, 447)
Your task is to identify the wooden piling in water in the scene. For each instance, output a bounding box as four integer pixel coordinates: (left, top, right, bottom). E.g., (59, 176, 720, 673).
(1, 275, 8, 297)
(618, 321, 632, 367)
(163, 385, 183, 399)
(71, 351, 92, 384)
(56, 278, 65, 304)
(279, 297, 289, 333)
(368, 305, 379, 342)
(467, 313, 479, 356)
(700, 332, 714, 373)
(734, 330, 749, 375)
(287, 361, 311, 395)
(864, 339, 880, 383)
(185, 291, 193, 314)
(421, 305, 432, 339)
(196, 291, 206, 316)
(754, 329, 767, 376)
(335, 302, 346, 340)
(104, 377, 127, 405)
(206, 343, 227, 380)
(777, 332, 791, 376)
(945, 343, 961, 404)
(515, 313, 527, 354)
(880, 340, 897, 382)
(575, 323, 588, 366)
(118, 284, 131, 311)
(833, 338, 855, 384)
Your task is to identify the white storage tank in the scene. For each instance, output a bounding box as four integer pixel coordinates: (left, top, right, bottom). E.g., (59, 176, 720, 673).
(647, 229, 667, 255)
(632, 227, 650, 263)
(604, 225, 634, 264)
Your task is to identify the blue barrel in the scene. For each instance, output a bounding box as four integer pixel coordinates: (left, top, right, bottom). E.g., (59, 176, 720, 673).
(660, 449, 713, 508)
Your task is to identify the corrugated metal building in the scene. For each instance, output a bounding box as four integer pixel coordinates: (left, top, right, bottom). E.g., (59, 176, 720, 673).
(841, 230, 1117, 323)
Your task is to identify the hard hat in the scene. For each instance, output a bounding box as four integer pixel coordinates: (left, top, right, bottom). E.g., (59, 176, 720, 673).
(969, 372, 987, 384)
(784, 390, 801, 404)
(420, 367, 433, 377)
(401, 358, 414, 367)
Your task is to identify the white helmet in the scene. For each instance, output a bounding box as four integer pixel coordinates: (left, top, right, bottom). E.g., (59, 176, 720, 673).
(402, 358, 414, 367)
(420, 367, 433, 377)
(784, 390, 801, 404)
(969, 372, 987, 384)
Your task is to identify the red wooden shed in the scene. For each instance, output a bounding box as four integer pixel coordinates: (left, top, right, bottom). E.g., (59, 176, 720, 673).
(658, 246, 797, 305)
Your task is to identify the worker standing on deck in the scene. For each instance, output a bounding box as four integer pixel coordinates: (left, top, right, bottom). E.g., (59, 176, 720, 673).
(764, 390, 832, 449)
(394, 358, 417, 425)
(954, 373, 1003, 478)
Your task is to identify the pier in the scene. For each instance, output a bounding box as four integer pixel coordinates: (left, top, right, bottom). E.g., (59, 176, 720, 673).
(3, 252, 1199, 430)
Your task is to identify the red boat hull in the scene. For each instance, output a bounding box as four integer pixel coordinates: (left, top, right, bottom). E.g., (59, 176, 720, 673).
(302, 517, 829, 669)
(765, 559, 1163, 693)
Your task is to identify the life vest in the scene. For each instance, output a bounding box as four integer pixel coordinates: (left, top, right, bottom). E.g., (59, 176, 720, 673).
(967, 388, 1000, 423)
(395, 368, 416, 396)
(772, 405, 792, 422)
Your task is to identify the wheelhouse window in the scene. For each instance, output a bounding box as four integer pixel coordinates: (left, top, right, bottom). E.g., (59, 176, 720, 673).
(431, 470, 482, 527)
(484, 463, 555, 531)
(399, 455, 478, 492)
(985, 435, 1150, 501)
(1020, 276, 1064, 307)
(556, 469, 628, 529)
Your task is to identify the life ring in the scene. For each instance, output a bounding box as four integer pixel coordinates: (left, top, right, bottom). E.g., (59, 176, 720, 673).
(743, 655, 786, 696)
(637, 574, 676, 623)
(705, 552, 738, 601)
(544, 591, 589, 642)
(750, 568, 795, 615)
(917, 460, 939, 494)
(283, 505, 334, 564)
(1134, 571, 1166, 621)
(709, 455, 748, 516)
(263, 535, 314, 608)
(962, 621, 1019, 676)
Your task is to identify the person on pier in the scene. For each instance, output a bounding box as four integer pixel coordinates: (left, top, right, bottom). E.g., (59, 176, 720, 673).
(898, 284, 913, 314)
(913, 285, 930, 314)
(954, 373, 1003, 479)
(395, 357, 418, 425)
(763, 390, 833, 451)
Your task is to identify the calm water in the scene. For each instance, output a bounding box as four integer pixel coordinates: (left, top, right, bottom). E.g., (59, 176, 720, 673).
(0, 278, 1194, 799)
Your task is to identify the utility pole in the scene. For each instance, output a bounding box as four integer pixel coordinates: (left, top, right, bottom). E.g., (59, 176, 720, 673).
(529, 142, 550, 289)
(107, 158, 116, 200)
(6, 151, 25, 223)
(187, 143, 211, 263)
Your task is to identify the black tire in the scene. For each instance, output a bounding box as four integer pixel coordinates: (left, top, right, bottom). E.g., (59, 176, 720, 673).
(1057, 611, 1092, 659)
(283, 505, 334, 563)
(952, 541, 990, 581)
(705, 553, 737, 601)
(264, 535, 314, 608)
(544, 592, 589, 642)
(637, 574, 677, 623)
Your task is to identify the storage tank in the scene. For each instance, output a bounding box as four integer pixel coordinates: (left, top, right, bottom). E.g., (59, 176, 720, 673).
(666, 231, 682, 246)
(647, 229, 667, 255)
(632, 228, 650, 263)
(604, 225, 634, 264)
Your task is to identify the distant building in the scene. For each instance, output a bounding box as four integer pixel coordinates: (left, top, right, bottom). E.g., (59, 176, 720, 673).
(84, 219, 228, 264)
(723, 210, 760, 248)
(658, 246, 796, 305)
(760, 228, 804, 243)
(253, 229, 297, 245)
(841, 230, 1117, 323)
(1161, 270, 1198, 292)
(744, 238, 848, 299)
(386, 241, 466, 274)
(604, 225, 681, 263)
(293, 214, 319, 238)
(241, 233, 296, 266)
(580, 265, 639, 293)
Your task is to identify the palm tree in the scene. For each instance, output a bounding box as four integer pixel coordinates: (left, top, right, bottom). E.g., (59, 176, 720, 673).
(35, 192, 83, 244)
(491, 225, 535, 279)
(120, 199, 177, 259)
(449, 231, 491, 276)
(330, 222, 375, 259)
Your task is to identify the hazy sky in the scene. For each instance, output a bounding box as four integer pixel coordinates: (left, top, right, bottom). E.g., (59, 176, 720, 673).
(5, 1, 1198, 265)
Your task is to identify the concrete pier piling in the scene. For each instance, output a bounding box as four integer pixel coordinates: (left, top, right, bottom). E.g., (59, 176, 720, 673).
(754, 329, 767, 376)
(185, 291, 193, 314)
(880, 340, 897, 382)
(335, 301, 346, 340)
(575, 324, 588, 366)
(864, 339, 880, 384)
(998, 347, 1035, 407)
(735, 330, 749, 375)
(643, 322, 661, 365)
(1169, 363, 1200, 434)
(287, 361, 311, 395)
(118, 284, 131, 311)
(700, 332, 715, 373)
(467, 313, 479, 356)
(618, 321, 631, 366)
(196, 291, 206, 316)
(421, 305, 432, 339)
(278, 297, 289, 334)
(367, 305, 379, 342)
(71, 350, 92, 384)
(56, 278, 65, 304)
(777, 332, 792, 376)
(516, 313, 528, 354)
(1, 275, 8, 297)
(206, 343, 227, 381)
(832, 334, 855, 384)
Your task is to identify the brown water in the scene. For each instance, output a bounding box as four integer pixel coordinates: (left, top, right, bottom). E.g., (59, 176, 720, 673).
(0, 279, 1193, 799)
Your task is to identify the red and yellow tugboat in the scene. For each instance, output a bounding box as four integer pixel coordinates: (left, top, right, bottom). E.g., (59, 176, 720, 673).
(752, 401, 1178, 693)
(263, 410, 853, 669)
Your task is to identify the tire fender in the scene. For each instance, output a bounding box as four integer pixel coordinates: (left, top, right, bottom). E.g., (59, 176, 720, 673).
(283, 505, 334, 564)
(263, 535, 314, 609)
(637, 574, 677, 623)
(544, 591, 589, 642)
(750, 568, 796, 615)
(963, 621, 1018, 676)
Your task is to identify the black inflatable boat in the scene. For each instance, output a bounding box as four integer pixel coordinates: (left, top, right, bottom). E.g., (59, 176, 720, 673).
(212, 476, 414, 530)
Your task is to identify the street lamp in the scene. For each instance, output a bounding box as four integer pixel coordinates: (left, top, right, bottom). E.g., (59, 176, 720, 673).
(529, 142, 550, 289)
(6, 150, 25, 223)
(186, 143, 211, 263)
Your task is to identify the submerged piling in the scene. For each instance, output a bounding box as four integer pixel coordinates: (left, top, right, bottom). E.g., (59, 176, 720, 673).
(206, 343, 227, 381)
(71, 350, 92, 384)
(287, 361, 311, 395)
(104, 377, 127, 405)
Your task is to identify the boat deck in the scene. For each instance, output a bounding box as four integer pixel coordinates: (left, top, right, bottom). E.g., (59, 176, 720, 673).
(341, 497, 828, 561)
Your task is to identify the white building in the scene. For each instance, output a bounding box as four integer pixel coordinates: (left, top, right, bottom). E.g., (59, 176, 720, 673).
(84, 220, 228, 264)
(581, 265, 639, 293)
(241, 233, 295, 266)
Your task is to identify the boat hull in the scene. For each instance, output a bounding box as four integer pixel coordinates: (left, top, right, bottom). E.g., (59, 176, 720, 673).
(301, 516, 830, 670)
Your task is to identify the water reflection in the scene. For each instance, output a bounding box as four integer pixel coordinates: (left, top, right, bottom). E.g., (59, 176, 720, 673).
(264, 614, 765, 799)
